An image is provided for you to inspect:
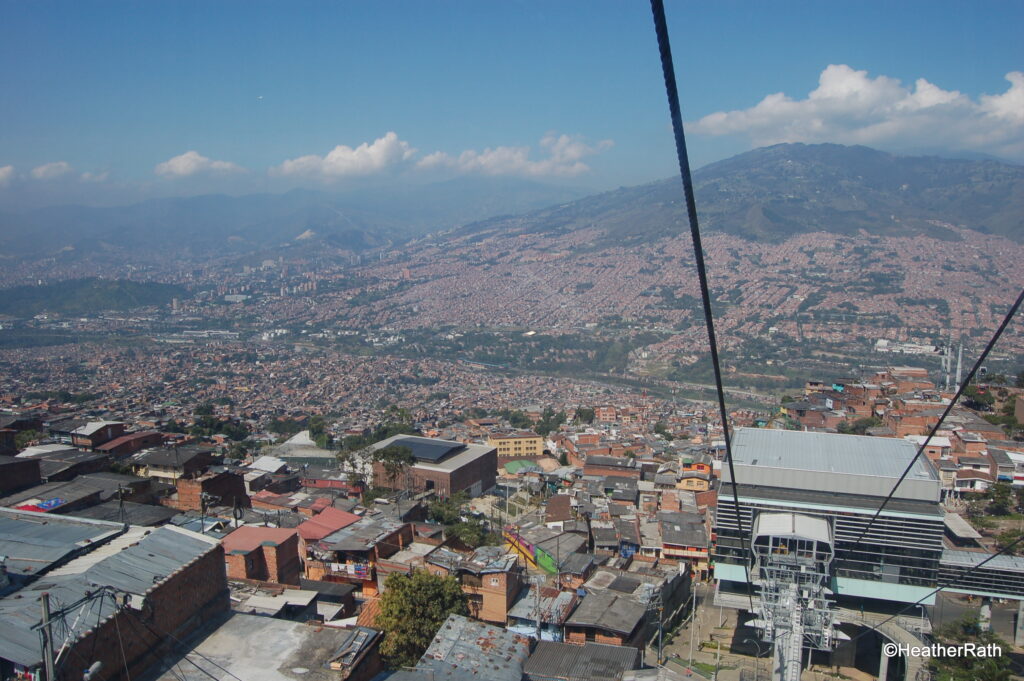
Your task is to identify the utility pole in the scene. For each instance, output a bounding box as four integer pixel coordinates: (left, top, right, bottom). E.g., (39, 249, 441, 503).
(688, 589, 696, 667)
(41, 593, 55, 681)
(716, 630, 724, 679)
(658, 598, 665, 665)
(534, 576, 543, 640)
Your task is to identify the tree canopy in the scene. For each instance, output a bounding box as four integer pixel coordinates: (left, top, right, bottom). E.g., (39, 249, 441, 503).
(929, 616, 1012, 681)
(375, 569, 468, 669)
(837, 416, 881, 435)
(373, 444, 414, 487)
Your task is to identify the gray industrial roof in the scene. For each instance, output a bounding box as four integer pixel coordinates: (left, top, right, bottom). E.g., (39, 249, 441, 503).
(0, 508, 124, 580)
(0, 521, 218, 667)
(370, 435, 495, 473)
(941, 549, 1024, 573)
(731, 428, 932, 478)
(727, 428, 939, 502)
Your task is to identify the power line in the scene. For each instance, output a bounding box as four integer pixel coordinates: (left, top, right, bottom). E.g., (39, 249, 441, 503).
(837, 286, 1024, 565)
(120, 607, 245, 681)
(649, 0, 754, 611)
(111, 595, 131, 681)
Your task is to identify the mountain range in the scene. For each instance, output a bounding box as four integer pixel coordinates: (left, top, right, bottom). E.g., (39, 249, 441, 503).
(452, 143, 1024, 247)
(1, 143, 1021, 264)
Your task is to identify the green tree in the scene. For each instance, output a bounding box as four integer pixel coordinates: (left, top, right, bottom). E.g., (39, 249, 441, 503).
(575, 407, 595, 424)
(450, 518, 496, 548)
(1015, 369, 1024, 389)
(837, 416, 881, 435)
(194, 402, 214, 416)
(375, 570, 468, 669)
(15, 429, 42, 449)
(929, 617, 1012, 681)
(373, 445, 414, 488)
(987, 482, 1013, 515)
(994, 528, 1023, 556)
(308, 414, 333, 449)
(226, 441, 248, 460)
(428, 492, 468, 526)
(963, 385, 995, 412)
(654, 421, 674, 440)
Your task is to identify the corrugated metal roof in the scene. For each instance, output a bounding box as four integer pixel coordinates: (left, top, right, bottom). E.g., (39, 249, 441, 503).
(565, 591, 645, 635)
(0, 508, 124, 579)
(0, 522, 219, 667)
(941, 549, 1024, 572)
(524, 640, 638, 681)
(731, 428, 934, 479)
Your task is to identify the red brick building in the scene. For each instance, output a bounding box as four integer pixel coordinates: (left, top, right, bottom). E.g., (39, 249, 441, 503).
(96, 430, 164, 458)
(222, 526, 303, 585)
(563, 591, 648, 649)
(70, 421, 126, 449)
(369, 435, 497, 498)
(424, 546, 524, 625)
(166, 471, 251, 512)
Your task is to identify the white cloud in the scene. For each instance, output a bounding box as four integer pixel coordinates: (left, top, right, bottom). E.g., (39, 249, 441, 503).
(272, 132, 416, 178)
(31, 161, 73, 180)
(418, 133, 613, 177)
(80, 170, 109, 183)
(155, 150, 243, 178)
(692, 65, 1024, 159)
(0, 165, 13, 187)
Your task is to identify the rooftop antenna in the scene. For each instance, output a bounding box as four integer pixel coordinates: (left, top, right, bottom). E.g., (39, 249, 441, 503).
(117, 484, 128, 529)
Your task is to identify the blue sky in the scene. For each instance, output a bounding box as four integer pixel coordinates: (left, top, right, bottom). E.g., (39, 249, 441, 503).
(1, 0, 1022, 207)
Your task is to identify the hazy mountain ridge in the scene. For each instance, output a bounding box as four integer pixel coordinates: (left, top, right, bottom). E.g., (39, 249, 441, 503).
(0, 178, 590, 260)
(451, 143, 1024, 245)
(0, 278, 186, 317)
(2, 143, 1021, 269)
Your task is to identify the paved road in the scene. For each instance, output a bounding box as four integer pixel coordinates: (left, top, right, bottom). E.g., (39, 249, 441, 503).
(932, 592, 1019, 643)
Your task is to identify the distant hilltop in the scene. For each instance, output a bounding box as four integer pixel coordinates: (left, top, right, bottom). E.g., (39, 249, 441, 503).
(1, 144, 1021, 266)
(452, 143, 1024, 245)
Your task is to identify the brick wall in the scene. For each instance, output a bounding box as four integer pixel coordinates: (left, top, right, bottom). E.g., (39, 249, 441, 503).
(225, 534, 301, 586)
(266, 534, 302, 585)
(169, 471, 251, 512)
(0, 457, 41, 494)
(377, 448, 497, 497)
(564, 628, 628, 647)
(60, 542, 229, 681)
